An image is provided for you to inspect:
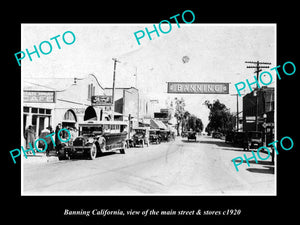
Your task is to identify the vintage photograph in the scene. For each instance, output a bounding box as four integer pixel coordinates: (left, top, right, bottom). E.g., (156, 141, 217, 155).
(21, 24, 276, 195)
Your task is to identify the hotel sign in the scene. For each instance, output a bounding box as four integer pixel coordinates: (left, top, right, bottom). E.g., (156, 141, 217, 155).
(24, 91, 55, 103)
(167, 82, 229, 94)
(91, 95, 112, 106)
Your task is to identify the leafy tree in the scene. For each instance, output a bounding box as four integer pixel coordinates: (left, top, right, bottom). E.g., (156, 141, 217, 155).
(174, 97, 185, 136)
(196, 118, 204, 132)
(204, 99, 234, 133)
(174, 98, 204, 135)
(186, 115, 203, 132)
(181, 111, 191, 133)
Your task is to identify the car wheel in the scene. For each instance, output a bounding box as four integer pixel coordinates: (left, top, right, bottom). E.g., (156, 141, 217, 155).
(100, 139, 106, 152)
(120, 147, 125, 154)
(89, 144, 97, 160)
(58, 149, 66, 160)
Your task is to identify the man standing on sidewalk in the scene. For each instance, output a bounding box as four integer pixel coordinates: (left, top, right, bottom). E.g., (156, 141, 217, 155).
(24, 125, 35, 150)
(39, 127, 50, 155)
(243, 132, 250, 151)
(55, 123, 62, 154)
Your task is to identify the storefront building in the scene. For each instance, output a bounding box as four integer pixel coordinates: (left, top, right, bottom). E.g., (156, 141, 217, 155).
(23, 74, 106, 145)
(242, 86, 275, 142)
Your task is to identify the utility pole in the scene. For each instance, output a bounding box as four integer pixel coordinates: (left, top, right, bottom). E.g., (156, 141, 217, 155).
(245, 61, 271, 131)
(133, 67, 139, 126)
(112, 58, 121, 121)
(245, 61, 271, 88)
(231, 93, 244, 131)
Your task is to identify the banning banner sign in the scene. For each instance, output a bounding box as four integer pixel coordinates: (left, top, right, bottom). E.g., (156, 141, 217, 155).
(167, 82, 229, 94)
(91, 95, 112, 106)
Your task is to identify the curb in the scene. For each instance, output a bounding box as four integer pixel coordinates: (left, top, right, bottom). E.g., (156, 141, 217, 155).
(23, 154, 59, 164)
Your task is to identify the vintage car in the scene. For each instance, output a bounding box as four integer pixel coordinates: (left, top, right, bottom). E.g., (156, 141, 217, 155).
(225, 131, 234, 143)
(181, 131, 188, 137)
(58, 121, 128, 160)
(187, 131, 197, 141)
(159, 130, 167, 142)
(132, 127, 149, 148)
(247, 131, 263, 149)
(232, 131, 247, 147)
(212, 131, 222, 139)
(149, 129, 161, 144)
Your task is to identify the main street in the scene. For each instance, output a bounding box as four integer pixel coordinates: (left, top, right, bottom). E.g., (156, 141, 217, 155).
(23, 135, 275, 195)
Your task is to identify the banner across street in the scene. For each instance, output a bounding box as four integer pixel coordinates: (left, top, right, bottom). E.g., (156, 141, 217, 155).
(167, 82, 229, 94)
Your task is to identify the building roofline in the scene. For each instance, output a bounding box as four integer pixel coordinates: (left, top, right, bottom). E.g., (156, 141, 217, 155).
(88, 74, 104, 90)
(23, 73, 105, 92)
(104, 87, 138, 90)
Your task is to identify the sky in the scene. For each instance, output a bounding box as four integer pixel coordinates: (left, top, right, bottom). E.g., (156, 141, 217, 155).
(21, 24, 276, 127)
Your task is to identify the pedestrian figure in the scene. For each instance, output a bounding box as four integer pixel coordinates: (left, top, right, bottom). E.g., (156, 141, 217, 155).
(40, 126, 54, 156)
(55, 123, 63, 154)
(24, 125, 35, 151)
(39, 127, 50, 154)
(243, 132, 250, 151)
(69, 127, 77, 146)
(47, 126, 54, 150)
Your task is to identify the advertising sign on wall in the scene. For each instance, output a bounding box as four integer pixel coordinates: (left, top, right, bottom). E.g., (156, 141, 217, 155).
(24, 91, 55, 103)
(91, 95, 112, 106)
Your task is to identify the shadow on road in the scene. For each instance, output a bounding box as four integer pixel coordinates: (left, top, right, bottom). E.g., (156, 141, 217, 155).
(200, 139, 233, 146)
(181, 140, 201, 143)
(232, 159, 274, 166)
(246, 166, 275, 174)
(232, 159, 275, 174)
(68, 152, 118, 161)
(200, 139, 244, 152)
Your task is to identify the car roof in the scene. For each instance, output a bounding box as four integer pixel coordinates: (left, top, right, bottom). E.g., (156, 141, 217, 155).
(79, 120, 128, 127)
(133, 127, 149, 130)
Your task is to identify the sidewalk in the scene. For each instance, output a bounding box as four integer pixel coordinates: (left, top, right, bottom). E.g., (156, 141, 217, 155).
(22, 150, 59, 164)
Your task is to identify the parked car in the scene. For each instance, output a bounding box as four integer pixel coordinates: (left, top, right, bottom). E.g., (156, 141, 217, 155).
(225, 131, 234, 143)
(247, 131, 263, 149)
(181, 131, 188, 137)
(187, 131, 197, 141)
(159, 130, 172, 142)
(58, 121, 127, 160)
(132, 127, 149, 147)
(233, 131, 247, 147)
(212, 131, 222, 139)
(149, 129, 161, 144)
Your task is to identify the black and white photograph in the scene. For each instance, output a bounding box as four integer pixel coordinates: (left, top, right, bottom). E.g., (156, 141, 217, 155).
(4, 4, 298, 224)
(21, 23, 276, 195)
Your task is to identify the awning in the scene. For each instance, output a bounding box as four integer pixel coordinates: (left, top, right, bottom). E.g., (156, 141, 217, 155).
(150, 119, 167, 130)
(113, 112, 123, 116)
(140, 118, 151, 125)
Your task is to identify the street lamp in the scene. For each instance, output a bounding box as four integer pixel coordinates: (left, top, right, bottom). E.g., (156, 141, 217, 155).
(253, 89, 259, 131)
(263, 113, 267, 146)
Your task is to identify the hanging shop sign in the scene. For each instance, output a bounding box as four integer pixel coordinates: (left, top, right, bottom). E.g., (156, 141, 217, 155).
(91, 95, 112, 106)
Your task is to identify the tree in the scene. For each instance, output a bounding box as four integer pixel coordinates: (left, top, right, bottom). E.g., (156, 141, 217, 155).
(185, 114, 203, 133)
(204, 99, 234, 133)
(196, 118, 204, 132)
(182, 111, 190, 133)
(174, 98, 204, 135)
(174, 97, 185, 136)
